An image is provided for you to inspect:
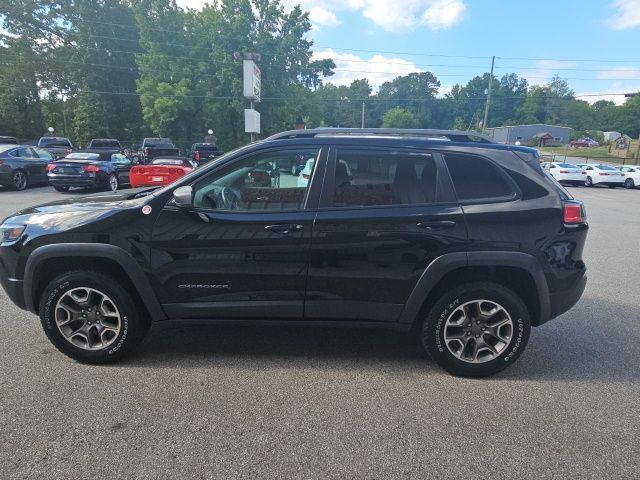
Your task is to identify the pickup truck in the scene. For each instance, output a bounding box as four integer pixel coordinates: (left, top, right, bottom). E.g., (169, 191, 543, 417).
(37, 137, 74, 159)
(86, 138, 123, 150)
(135, 138, 180, 164)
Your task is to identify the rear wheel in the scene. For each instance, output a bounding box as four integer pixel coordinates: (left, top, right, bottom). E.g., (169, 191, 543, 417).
(108, 174, 119, 192)
(54, 186, 70, 192)
(39, 270, 150, 363)
(421, 282, 531, 377)
(624, 178, 634, 189)
(10, 170, 28, 191)
(585, 176, 593, 187)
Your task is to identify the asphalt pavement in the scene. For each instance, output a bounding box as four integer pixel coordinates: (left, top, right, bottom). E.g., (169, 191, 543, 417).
(1, 184, 639, 479)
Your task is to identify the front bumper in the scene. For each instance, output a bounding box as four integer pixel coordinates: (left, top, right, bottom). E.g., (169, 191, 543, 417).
(0, 256, 26, 310)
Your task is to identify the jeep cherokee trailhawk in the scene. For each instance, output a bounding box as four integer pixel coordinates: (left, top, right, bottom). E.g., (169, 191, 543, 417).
(0, 129, 588, 377)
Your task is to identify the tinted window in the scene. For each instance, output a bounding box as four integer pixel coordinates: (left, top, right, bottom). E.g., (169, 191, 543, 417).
(151, 158, 188, 166)
(595, 165, 616, 171)
(444, 153, 514, 201)
(558, 163, 578, 168)
(193, 148, 319, 211)
(39, 138, 72, 147)
(91, 140, 120, 148)
(331, 150, 438, 207)
(34, 148, 53, 160)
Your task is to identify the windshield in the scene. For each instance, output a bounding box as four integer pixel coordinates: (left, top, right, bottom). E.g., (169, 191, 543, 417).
(39, 138, 71, 147)
(151, 158, 186, 166)
(91, 140, 120, 148)
(64, 152, 100, 160)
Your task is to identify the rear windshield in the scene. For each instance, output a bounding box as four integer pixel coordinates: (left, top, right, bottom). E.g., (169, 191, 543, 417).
(39, 138, 72, 147)
(596, 165, 616, 171)
(194, 145, 218, 151)
(558, 163, 578, 168)
(91, 140, 120, 148)
(65, 153, 100, 160)
(146, 143, 175, 149)
(151, 159, 185, 166)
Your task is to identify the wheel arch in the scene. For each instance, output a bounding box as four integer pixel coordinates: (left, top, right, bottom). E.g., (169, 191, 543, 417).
(399, 251, 550, 327)
(24, 244, 166, 321)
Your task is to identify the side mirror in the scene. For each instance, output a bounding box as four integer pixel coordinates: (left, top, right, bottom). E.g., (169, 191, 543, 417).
(173, 185, 193, 209)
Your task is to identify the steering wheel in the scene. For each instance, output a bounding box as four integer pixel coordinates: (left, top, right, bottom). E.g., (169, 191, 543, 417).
(220, 187, 239, 210)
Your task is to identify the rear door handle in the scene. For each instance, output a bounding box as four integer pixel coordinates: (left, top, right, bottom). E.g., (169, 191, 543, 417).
(265, 224, 304, 234)
(416, 220, 456, 231)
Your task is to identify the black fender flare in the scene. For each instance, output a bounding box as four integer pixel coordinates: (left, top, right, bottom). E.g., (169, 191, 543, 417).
(397, 251, 550, 325)
(23, 243, 166, 321)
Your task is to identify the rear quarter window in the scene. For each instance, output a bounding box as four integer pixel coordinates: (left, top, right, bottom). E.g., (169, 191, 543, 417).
(443, 153, 515, 201)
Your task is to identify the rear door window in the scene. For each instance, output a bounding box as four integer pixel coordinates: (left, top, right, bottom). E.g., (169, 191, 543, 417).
(443, 153, 515, 201)
(330, 150, 439, 207)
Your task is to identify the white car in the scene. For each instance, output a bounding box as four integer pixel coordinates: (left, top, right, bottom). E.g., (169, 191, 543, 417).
(576, 163, 625, 188)
(542, 162, 585, 185)
(615, 165, 640, 189)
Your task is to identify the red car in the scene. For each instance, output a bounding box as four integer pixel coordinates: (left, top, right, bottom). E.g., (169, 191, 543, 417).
(129, 156, 195, 188)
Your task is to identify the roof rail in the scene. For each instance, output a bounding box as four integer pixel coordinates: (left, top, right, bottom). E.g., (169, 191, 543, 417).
(265, 128, 494, 143)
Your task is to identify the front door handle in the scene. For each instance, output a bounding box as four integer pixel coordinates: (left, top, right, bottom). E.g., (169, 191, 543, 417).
(265, 224, 304, 234)
(416, 220, 456, 231)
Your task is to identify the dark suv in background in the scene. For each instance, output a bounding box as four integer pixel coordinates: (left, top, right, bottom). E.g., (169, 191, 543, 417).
(0, 129, 588, 377)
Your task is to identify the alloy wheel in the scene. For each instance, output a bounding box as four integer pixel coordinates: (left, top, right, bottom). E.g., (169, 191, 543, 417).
(443, 299, 513, 363)
(54, 287, 122, 351)
(13, 171, 27, 190)
(109, 175, 119, 192)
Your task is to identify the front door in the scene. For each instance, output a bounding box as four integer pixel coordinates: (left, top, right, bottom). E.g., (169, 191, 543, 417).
(149, 146, 326, 320)
(305, 146, 468, 323)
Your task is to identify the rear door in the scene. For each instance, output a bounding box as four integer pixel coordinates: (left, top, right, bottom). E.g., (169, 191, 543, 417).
(305, 146, 467, 323)
(16, 147, 48, 183)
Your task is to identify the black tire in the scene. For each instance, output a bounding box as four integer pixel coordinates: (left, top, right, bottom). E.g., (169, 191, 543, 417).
(624, 178, 635, 189)
(108, 174, 119, 192)
(10, 169, 28, 191)
(54, 186, 70, 192)
(585, 176, 593, 187)
(39, 270, 150, 364)
(608, 184, 617, 189)
(421, 282, 531, 378)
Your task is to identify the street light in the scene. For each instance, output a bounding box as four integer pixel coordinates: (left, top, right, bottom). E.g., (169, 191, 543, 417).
(208, 129, 213, 135)
(48, 127, 54, 133)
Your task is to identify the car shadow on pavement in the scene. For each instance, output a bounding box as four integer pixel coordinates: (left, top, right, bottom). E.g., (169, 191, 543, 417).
(121, 296, 640, 382)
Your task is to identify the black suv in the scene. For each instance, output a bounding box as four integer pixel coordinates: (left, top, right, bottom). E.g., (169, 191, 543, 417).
(0, 129, 588, 377)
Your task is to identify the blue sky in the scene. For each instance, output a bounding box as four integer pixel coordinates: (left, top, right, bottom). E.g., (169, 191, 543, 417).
(194, 0, 640, 103)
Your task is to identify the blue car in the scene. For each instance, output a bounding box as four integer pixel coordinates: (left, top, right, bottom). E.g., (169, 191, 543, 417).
(47, 150, 132, 192)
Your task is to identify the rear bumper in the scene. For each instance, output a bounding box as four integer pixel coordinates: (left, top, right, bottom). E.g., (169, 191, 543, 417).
(547, 272, 587, 322)
(48, 175, 104, 188)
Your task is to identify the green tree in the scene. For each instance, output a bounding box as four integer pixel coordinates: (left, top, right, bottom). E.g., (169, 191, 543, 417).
(381, 107, 419, 128)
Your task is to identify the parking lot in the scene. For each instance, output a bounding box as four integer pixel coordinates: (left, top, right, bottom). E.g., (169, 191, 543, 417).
(1, 184, 639, 479)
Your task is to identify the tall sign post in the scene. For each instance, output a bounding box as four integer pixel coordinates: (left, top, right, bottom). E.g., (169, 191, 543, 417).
(242, 56, 261, 142)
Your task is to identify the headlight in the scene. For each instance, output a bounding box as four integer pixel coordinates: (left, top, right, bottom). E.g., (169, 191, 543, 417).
(0, 224, 26, 243)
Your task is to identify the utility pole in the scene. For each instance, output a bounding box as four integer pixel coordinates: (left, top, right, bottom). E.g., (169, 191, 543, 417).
(482, 55, 495, 133)
(361, 101, 365, 128)
(635, 132, 640, 165)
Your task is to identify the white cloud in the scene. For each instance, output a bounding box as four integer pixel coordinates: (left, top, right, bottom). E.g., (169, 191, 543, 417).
(518, 60, 577, 86)
(607, 0, 640, 30)
(313, 48, 422, 89)
(596, 66, 640, 79)
(421, 0, 467, 29)
(308, 7, 341, 27)
(577, 88, 640, 105)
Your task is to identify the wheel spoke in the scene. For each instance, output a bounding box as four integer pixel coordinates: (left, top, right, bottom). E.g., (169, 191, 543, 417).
(54, 287, 121, 351)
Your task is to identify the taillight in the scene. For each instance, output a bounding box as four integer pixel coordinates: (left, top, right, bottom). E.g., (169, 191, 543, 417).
(559, 170, 570, 173)
(563, 202, 586, 225)
(46, 164, 56, 171)
(137, 167, 145, 174)
(81, 164, 100, 173)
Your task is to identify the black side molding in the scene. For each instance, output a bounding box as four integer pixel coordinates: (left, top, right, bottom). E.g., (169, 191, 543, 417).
(398, 251, 551, 326)
(23, 243, 166, 321)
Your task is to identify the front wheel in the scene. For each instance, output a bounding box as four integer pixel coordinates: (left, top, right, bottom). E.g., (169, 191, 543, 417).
(421, 282, 531, 377)
(585, 176, 593, 187)
(108, 174, 119, 192)
(624, 178, 635, 189)
(39, 270, 150, 363)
